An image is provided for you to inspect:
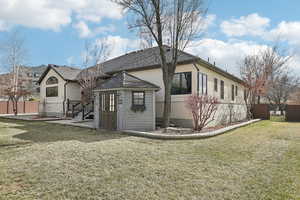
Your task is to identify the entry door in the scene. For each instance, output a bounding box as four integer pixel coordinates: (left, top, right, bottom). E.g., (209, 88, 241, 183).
(100, 91, 117, 130)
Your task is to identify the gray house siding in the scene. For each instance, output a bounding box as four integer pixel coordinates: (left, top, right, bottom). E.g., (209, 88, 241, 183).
(118, 90, 155, 131)
(94, 92, 100, 129)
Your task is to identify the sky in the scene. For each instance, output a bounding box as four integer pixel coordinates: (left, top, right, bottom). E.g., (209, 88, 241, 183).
(0, 0, 300, 76)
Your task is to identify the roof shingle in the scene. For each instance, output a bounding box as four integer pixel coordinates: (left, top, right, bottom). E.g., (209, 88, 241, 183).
(95, 71, 160, 90)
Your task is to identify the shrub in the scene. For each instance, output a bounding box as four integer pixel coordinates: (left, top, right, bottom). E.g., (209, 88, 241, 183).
(185, 94, 219, 131)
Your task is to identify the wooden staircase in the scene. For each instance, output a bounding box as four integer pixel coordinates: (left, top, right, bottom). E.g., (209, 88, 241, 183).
(66, 99, 94, 120)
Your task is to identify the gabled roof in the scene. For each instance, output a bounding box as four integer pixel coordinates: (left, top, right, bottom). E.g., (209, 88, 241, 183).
(95, 71, 160, 91)
(37, 64, 81, 84)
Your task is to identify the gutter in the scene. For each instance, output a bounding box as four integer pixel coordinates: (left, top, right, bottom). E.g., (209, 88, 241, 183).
(192, 63, 200, 96)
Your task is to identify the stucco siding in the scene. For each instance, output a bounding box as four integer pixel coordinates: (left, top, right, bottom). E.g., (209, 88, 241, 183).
(129, 63, 247, 127)
(39, 68, 66, 116)
(66, 82, 81, 101)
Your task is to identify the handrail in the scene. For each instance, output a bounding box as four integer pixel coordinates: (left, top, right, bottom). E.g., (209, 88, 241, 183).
(82, 101, 94, 120)
(72, 102, 82, 118)
(67, 98, 94, 120)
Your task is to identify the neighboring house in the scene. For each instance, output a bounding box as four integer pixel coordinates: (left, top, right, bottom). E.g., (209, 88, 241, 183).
(38, 46, 247, 131)
(37, 65, 82, 117)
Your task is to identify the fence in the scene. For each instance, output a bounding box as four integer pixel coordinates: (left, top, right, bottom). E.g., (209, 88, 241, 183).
(0, 101, 39, 115)
(252, 104, 270, 120)
(286, 105, 300, 122)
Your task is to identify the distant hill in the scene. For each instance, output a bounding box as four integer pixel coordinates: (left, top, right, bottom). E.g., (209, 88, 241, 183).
(0, 65, 48, 100)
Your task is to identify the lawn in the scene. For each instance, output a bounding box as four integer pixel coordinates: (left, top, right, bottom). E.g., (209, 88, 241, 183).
(0, 118, 299, 200)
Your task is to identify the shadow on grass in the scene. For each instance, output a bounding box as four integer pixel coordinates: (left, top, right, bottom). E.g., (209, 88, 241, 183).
(0, 118, 127, 145)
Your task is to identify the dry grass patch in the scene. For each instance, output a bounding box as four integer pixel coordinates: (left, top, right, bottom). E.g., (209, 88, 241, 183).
(0, 118, 299, 200)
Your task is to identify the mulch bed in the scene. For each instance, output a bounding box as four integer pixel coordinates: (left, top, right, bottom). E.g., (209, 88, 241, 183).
(154, 120, 248, 135)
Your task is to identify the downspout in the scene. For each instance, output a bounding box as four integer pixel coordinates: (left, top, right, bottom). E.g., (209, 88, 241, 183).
(192, 63, 200, 96)
(63, 81, 68, 117)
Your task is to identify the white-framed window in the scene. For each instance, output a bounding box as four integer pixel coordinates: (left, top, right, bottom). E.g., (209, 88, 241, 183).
(109, 94, 115, 112)
(199, 72, 208, 95)
(46, 76, 59, 97)
(132, 91, 145, 106)
(46, 76, 58, 85)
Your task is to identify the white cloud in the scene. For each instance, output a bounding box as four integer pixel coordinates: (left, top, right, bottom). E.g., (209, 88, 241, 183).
(221, 13, 270, 37)
(0, 0, 123, 31)
(95, 36, 140, 59)
(268, 21, 300, 46)
(79, 35, 140, 66)
(74, 22, 116, 38)
(200, 14, 216, 31)
(74, 21, 92, 38)
(186, 38, 269, 76)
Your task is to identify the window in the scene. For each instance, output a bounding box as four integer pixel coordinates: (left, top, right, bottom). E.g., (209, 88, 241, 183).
(132, 91, 145, 106)
(46, 86, 58, 97)
(214, 78, 218, 92)
(101, 94, 106, 111)
(232, 85, 235, 101)
(220, 80, 224, 100)
(171, 72, 192, 95)
(131, 91, 146, 112)
(46, 76, 58, 85)
(199, 72, 208, 95)
(109, 94, 115, 112)
(235, 85, 238, 96)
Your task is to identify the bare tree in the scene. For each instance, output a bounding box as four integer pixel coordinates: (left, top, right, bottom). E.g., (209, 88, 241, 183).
(240, 54, 266, 119)
(185, 94, 218, 131)
(266, 73, 299, 115)
(0, 31, 30, 115)
(240, 45, 292, 119)
(290, 88, 300, 104)
(77, 40, 111, 104)
(115, 0, 207, 127)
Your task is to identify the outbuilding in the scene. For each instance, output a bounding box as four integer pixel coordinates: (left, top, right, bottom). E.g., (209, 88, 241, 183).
(93, 71, 160, 131)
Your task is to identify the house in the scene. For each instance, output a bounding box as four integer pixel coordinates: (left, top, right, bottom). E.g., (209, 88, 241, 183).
(38, 46, 247, 131)
(37, 65, 82, 117)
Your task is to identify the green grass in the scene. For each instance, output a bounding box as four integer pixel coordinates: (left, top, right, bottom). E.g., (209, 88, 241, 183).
(0, 118, 299, 200)
(270, 115, 286, 122)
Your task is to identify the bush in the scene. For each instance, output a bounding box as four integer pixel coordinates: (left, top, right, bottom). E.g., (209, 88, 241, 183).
(185, 94, 219, 131)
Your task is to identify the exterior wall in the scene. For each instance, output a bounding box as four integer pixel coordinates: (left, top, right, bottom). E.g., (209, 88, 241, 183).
(129, 63, 247, 127)
(39, 68, 66, 117)
(39, 69, 81, 117)
(66, 82, 81, 101)
(117, 90, 156, 131)
(94, 92, 100, 129)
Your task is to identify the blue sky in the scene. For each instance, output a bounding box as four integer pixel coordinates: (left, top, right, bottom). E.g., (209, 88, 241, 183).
(0, 0, 300, 75)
